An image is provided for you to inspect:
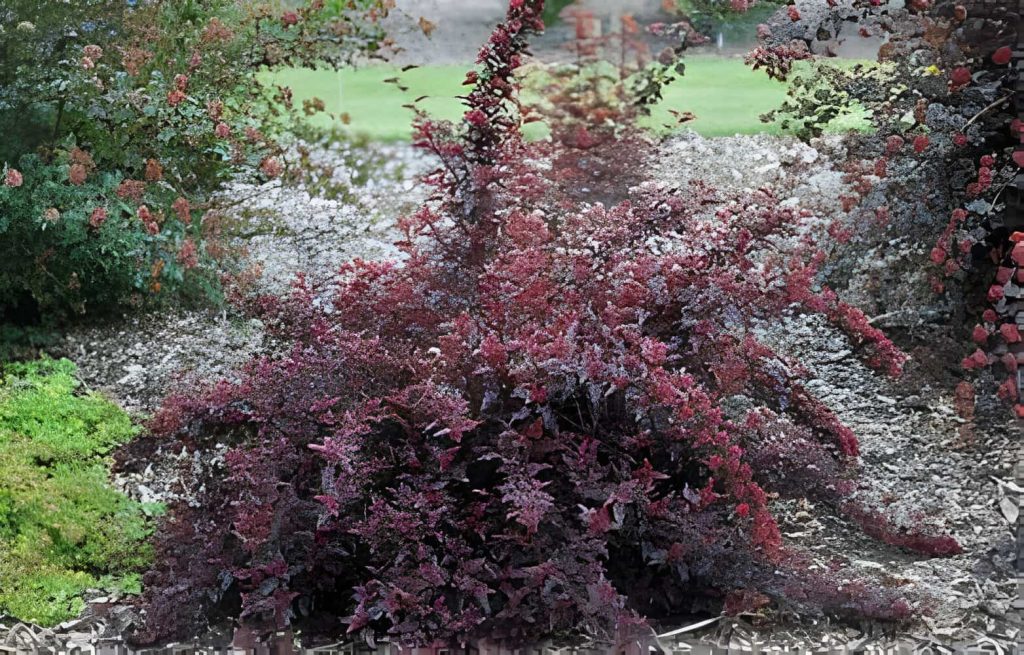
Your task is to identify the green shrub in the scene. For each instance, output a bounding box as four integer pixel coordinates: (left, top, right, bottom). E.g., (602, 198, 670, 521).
(0, 0, 389, 319)
(0, 358, 152, 626)
(0, 151, 209, 316)
(0, 1, 127, 162)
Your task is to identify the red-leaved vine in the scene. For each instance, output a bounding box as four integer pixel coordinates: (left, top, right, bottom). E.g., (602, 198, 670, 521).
(129, 0, 960, 646)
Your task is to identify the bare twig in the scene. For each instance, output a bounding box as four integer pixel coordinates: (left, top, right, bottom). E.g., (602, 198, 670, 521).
(963, 94, 1012, 131)
(657, 616, 721, 638)
(987, 174, 1016, 214)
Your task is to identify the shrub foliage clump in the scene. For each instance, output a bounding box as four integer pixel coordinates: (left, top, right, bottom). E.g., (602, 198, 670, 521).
(0, 358, 153, 626)
(751, 1, 1023, 415)
(134, 0, 958, 646)
(0, 0, 389, 319)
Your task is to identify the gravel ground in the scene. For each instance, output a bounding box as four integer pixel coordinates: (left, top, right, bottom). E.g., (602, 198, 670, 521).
(59, 310, 266, 417)
(43, 133, 1022, 650)
(648, 132, 847, 209)
(758, 314, 1021, 649)
(225, 141, 431, 294)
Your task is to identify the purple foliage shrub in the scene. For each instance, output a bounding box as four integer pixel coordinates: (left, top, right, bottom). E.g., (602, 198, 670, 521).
(130, 0, 960, 646)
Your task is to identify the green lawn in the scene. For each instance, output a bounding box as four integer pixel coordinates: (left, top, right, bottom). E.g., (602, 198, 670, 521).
(266, 56, 868, 141)
(637, 56, 789, 137)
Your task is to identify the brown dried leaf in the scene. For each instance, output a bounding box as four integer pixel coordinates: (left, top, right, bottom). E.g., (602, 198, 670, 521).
(921, 22, 951, 50)
(669, 109, 697, 124)
(418, 16, 436, 38)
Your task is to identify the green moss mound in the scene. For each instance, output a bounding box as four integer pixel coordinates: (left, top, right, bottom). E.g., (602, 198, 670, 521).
(0, 358, 153, 626)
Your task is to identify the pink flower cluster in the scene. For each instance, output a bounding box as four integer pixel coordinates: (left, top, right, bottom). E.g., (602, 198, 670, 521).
(81, 44, 103, 69)
(138, 205, 159, 235)
(260, 157, 283, 178)
(89, 207, 108, 229)
(177, 238, 199, 269)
